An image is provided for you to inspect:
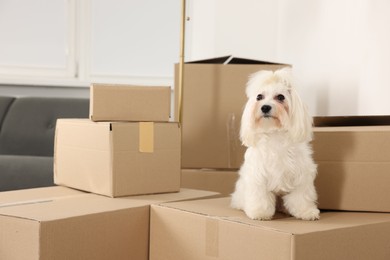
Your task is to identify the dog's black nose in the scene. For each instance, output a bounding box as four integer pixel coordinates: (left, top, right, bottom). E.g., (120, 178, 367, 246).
(261, 105, 272, 114)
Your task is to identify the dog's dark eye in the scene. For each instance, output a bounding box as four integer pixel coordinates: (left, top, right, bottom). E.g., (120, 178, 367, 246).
(256, 94, 264, 101)
(276, 94, 285, 102)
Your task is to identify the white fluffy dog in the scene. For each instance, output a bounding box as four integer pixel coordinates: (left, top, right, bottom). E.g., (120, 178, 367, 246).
(231, 68, 320, 221)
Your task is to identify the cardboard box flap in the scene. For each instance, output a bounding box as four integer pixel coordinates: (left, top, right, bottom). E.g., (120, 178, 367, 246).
(0, 188, 218, 222)
(0, 194, 145, 222)
(55, 119, 111, 150)
(0, 186, 85, 205)
(314, 115, 390, 127)
(186, 55, 287, 65)
(156, 197, 390, 235)
(130, 188, 219, 204)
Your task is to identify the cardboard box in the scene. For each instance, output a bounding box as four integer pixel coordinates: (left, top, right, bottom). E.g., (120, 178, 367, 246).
(150, 197, 390, 260)
(312, 119, 390, 212)
(181, 169, 238, 196)
(54, 119, 181, 197)
(90, 83, 171, 122)
(0, 186, 218, 260)
(175, 56, 288, 169)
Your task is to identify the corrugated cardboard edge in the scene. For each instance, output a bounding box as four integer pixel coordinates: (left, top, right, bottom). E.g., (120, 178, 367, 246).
(0, 193, 91, 221)
(151, 203, 294, 235)
(109, 122, 115, 197)
(153, 199, 390, 234)
(53, 119, 61, 183)
(89, 83, 95, 120)
(186, 55, 289, 65)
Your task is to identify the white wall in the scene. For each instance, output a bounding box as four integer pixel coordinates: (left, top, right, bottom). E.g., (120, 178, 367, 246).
(0, 0, 181, 97)
(186, 0, 279, 61)
(2, 0, 390, 116)
(187, 0, 390, 116)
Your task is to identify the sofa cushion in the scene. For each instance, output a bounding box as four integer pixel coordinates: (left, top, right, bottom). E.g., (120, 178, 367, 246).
(0, 97, 89, 156)
(0, 155, 54, 191)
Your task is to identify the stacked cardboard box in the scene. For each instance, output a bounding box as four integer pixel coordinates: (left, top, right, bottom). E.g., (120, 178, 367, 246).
(0, 83, 220, 259)
(0, 186, 218, 260)
(177, 55, 288, 202)
(150, 198, 390, 260)
(2, 59, 389, 259)
(54, 83, 181, 198)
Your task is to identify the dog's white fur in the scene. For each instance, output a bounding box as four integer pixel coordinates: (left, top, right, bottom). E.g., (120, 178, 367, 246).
(231, 68, 320, 221)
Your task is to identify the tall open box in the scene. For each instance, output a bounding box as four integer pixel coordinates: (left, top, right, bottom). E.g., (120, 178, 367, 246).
(175, 56, 288, 169)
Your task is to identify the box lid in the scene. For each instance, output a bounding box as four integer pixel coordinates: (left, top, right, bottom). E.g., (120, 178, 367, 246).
(0, 186, 85, 205)
(90, 83, 171, 122)
(186, 55, 287, 65)
(156, 197, 390, 235)
(0, 187, 218, 222)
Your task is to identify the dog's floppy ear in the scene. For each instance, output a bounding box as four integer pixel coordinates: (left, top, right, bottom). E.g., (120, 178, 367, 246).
(240, 99, 257, 147)
(240, 70, 274, 147)
(289, 87, 313, 142)
(274, 68, 313, 142)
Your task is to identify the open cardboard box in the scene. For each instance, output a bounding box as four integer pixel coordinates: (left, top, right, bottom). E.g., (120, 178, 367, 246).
(175, 56, 288, 169)
(150, 197, 390, 260)
(0, 186, 218, 260)
(54, 119, 181, 197)
(313, 115, 390, 212)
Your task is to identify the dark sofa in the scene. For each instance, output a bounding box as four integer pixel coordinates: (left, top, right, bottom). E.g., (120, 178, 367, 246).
(0, 96, 89, 191)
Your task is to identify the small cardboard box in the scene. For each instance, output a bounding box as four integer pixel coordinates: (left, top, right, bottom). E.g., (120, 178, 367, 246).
(181, 169, 238, 196)
(175, 56, 288, 169)
(313, 116, 390, 212)
(0, 186, 218, 260)
(90, 83, 171, 122)
(54, 119, 181, 197)
(150, 197, 390, 260)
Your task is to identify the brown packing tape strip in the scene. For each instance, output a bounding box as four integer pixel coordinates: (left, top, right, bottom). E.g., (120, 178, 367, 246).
(139, 122, 154, 153)
(205, 218, 219, 257)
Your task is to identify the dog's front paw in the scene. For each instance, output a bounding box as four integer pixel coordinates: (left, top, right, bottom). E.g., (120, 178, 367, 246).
(294, 208, 320, 221)
(244, 206, 275, 221)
